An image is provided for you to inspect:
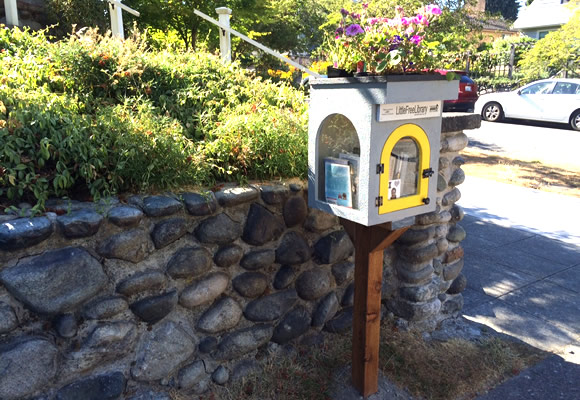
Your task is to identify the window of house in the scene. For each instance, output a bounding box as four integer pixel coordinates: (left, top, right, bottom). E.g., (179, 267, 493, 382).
(538, 31, 550, 39)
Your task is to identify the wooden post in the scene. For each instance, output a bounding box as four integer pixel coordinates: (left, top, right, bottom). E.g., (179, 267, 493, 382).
(216, 7, 232, 62)
(341, 219, 409, 398)
(109, 0, 124, 39)
(106, 0, 140, 40)
(4, 0, 19, 27)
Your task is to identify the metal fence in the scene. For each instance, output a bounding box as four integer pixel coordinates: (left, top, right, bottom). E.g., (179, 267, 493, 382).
(451, 43, 579, 94)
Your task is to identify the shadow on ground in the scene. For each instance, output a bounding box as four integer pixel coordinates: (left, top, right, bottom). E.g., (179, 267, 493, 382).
(460, 215, 580, 357)
(499, 118, 574, 132)
(462, 152, 580, 192)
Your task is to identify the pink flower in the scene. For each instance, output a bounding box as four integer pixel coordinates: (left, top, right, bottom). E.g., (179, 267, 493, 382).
(401, 17, 411, 26)
(369, 17, 379, 25)
(410, 35, 422, 45)
(415, 14, 429, 26)
(425, 4, 442, 15)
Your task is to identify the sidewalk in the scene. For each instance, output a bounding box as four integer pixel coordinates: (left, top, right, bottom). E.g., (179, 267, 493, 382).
(459, 176, 580, 399)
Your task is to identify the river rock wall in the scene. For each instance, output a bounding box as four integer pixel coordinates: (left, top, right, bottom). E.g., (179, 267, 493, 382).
(0, 114, 479, 399)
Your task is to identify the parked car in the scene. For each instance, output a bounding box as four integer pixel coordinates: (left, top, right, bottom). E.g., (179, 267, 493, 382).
(474, 78, 580, 131)
(437, 70, 479, 112)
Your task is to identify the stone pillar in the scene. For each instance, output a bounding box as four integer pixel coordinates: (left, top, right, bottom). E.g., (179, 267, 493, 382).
(387, 113, 481, 331)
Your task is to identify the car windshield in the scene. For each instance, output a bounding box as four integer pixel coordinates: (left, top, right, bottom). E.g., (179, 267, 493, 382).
(520, 82, 553, 95)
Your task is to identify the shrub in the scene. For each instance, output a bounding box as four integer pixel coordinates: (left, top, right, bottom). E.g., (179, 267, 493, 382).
(204, 103, 308, 183)
(0, 27, 308, 210)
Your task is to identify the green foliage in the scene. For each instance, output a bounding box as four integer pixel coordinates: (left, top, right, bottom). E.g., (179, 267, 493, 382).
(0, 27, 307, 209)
(204, 104, 307, 183)
(519, 8, 580, 82)
(485, 0, 520, 21)
(46, 0, 109, 38)
(318, 0, 482, 70)
(473, 76, 521, 93)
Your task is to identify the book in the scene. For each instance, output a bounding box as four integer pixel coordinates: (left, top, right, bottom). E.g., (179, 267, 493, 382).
(324, 157, 352, 208)
(339, 153, 360, 209)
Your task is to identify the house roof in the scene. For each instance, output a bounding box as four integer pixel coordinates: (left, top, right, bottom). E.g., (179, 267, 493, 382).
(513, 0, 574, 30)
(482, 17, 516, 32)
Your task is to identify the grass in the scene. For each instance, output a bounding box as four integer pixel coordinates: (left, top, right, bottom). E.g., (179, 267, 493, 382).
(193, 321, 546, 400)
(461, 147, 580, 198)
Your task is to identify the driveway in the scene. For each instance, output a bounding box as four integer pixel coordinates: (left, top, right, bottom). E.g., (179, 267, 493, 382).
(466, 120, 580, 170)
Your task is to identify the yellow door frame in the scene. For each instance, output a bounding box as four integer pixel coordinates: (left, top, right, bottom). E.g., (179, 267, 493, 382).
(379, 124, 430, 215)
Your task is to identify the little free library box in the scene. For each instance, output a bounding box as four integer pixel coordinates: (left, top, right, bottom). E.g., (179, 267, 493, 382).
(308, 74, 459, 227)
(307, 74, 459, 398)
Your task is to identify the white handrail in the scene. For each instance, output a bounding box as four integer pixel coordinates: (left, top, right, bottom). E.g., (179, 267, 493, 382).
(194, 9, 322, 78)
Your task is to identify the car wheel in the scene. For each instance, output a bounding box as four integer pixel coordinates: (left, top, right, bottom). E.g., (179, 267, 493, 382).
(482, 102, 503, 122)
(571, 110, 580, 131)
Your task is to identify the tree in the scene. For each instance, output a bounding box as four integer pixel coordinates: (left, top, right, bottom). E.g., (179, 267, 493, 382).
(485, 0, 519, 21)
(519, 8, 580, 82)
(123, 0, 259, 50)
(46, 0, 109, 37)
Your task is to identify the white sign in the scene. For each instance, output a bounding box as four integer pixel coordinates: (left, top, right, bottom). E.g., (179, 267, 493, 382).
(377, 101, 441, 122)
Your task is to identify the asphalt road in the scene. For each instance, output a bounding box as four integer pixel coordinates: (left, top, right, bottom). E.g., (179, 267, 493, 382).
(464, 119, 580, 170)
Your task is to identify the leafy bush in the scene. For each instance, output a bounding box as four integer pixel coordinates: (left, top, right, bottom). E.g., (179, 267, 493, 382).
(0, 27, 307, 210)
(473, 76, 521, 94)
(205, 103, 308, 183)
(519, 8, 580, 83)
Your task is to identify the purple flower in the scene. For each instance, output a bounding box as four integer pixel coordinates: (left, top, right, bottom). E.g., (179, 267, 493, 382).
(426, 4, 442, 15)
(351, 13, 361, 20)
(335, 27, 344, 35)
(410, 35, 422, 45)
(340, 8, 349, 17)
(345, 24, 364, 36)
(363, 3, 369, 9)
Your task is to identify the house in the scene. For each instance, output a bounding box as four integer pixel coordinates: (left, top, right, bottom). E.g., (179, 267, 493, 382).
(469, 0, 519, 42)
(513, 0, 578, 39)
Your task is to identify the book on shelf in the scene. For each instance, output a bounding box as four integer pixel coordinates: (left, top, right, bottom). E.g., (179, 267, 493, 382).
(339, 152, 359, 209)
(324, 157, 352, 208)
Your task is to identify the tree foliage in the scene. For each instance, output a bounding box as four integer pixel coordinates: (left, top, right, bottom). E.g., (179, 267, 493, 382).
(519, 8, 580, 82)
(123, 0, 260, 50)
(46, 0, 109, 37)
(485, 0, 519, 21)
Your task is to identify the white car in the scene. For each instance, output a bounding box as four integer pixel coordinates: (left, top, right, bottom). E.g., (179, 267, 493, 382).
(474, 78, 580, 131)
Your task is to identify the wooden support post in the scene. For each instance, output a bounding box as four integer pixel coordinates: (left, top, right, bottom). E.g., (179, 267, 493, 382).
(216, 7, 232, 62)
(4, 0, 19, 27)
(341, 219, 409, 398)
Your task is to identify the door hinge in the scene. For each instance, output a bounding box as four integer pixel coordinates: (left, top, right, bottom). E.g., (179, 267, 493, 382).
(376, 164, 384, 174)
(422, 168, 434, 178)
(375, 196, 383, 207)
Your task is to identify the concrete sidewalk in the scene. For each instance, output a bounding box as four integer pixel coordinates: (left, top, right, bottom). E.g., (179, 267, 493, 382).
(459, 176, 580, 399)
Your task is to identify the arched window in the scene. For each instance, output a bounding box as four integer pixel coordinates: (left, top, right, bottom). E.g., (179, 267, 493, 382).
(317, 114, 360, 209)
(379, 124, 430, 214)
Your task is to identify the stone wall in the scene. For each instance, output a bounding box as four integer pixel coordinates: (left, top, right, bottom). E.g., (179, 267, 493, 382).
(0, 114, 479, 399)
